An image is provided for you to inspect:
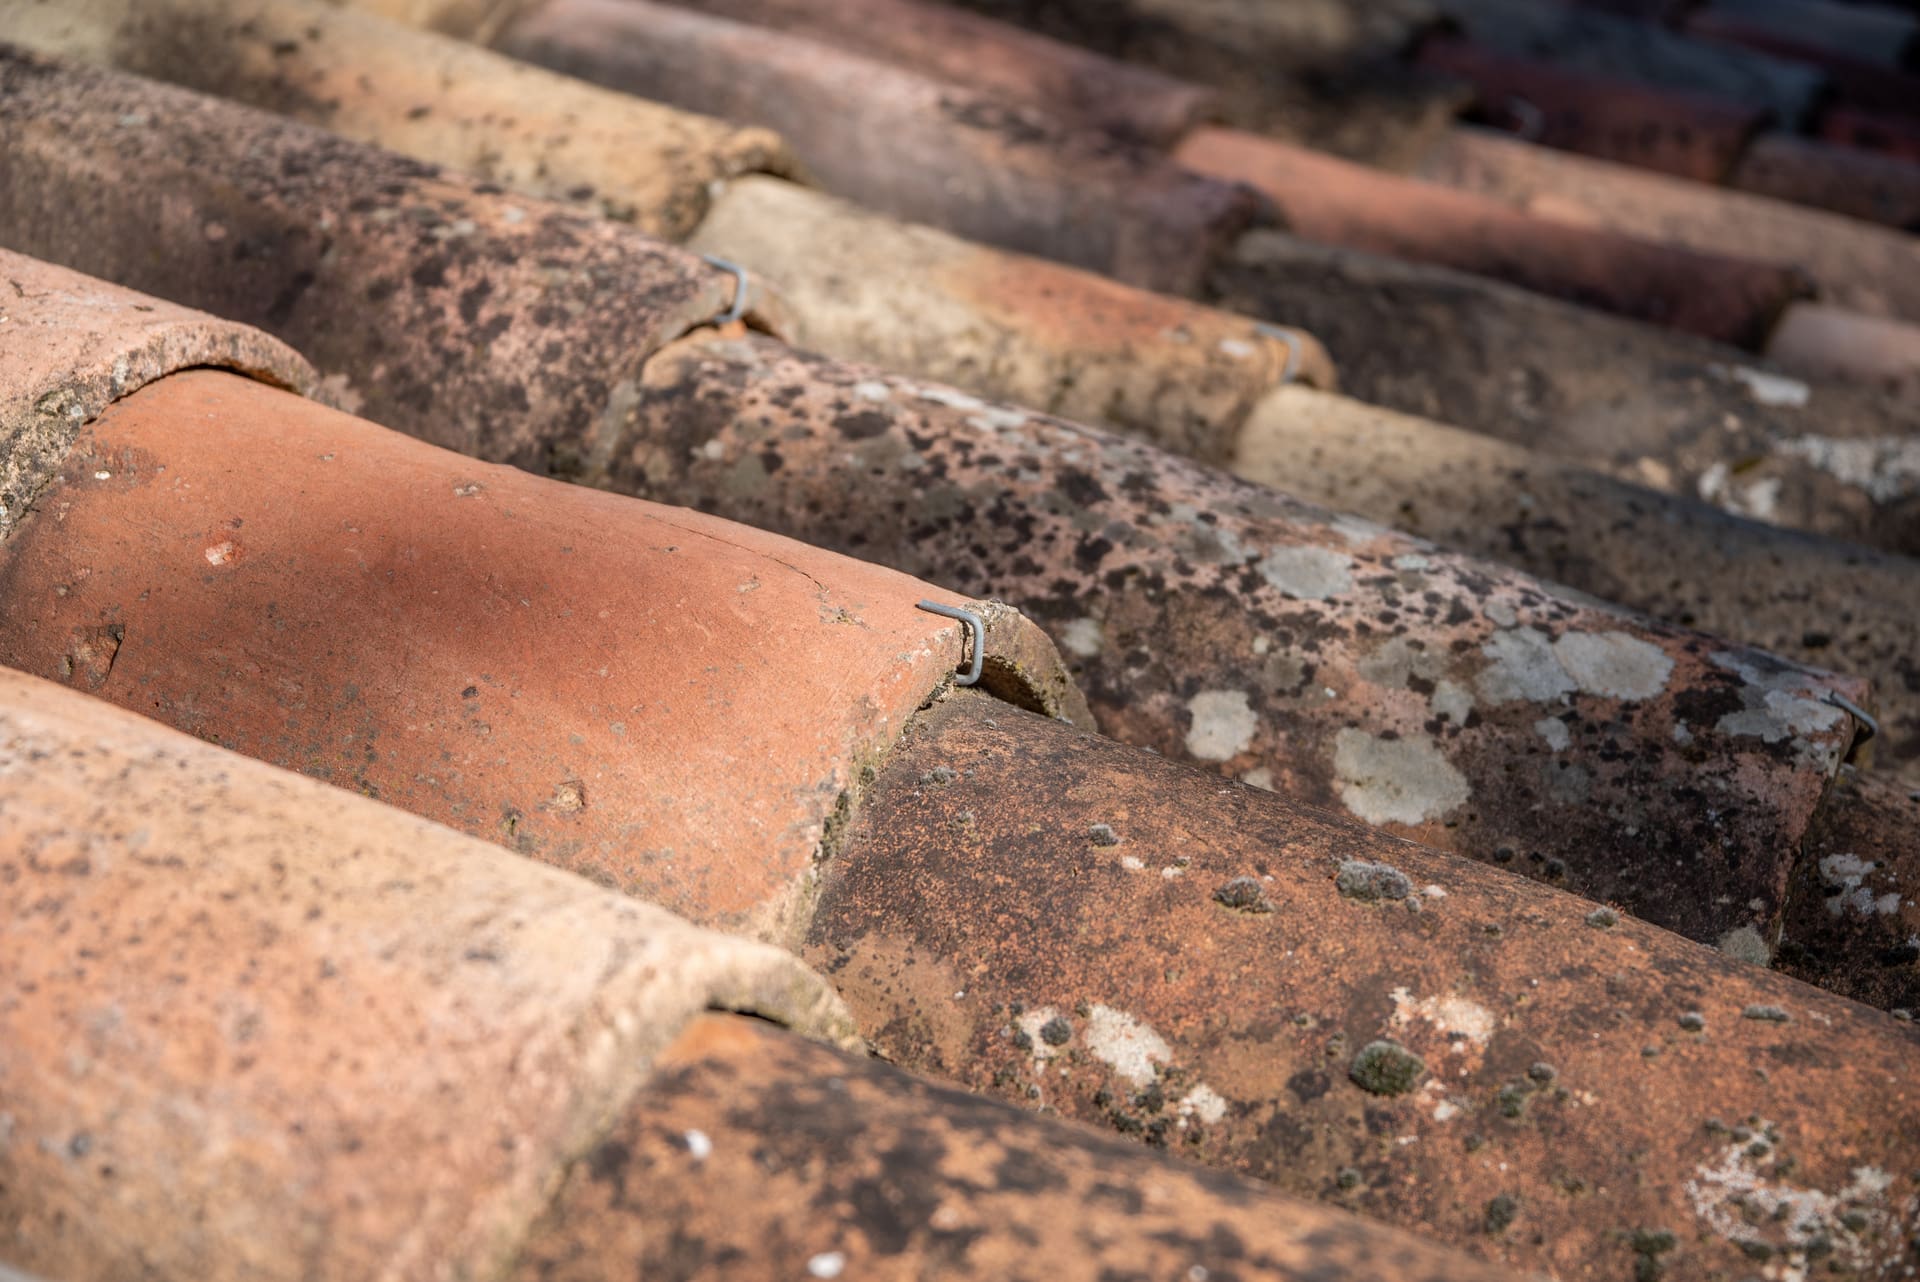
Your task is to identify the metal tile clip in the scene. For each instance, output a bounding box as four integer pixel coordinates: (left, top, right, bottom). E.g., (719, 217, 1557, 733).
(700, 253, 750, 325)
(1254, 323, 1301, 384)
(917, 600, 985, 687)
(1825, 690, 1880, 744)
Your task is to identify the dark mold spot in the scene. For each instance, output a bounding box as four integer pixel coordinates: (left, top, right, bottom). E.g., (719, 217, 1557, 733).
(1335, 859, 1412, 903)
(1348, 1040, 1424, 1096)
(1213, 876, 1273, 914)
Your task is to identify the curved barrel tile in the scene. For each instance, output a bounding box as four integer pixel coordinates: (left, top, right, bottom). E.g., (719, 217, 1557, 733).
(0, 0, 796, 241)
(0, 46, 777, 474)
(0, 667, 855, 1282)
(0, 358, 1084, 940)
(1176, 125, 1808, 349)
(511, 1012, 1526, 1282)
(0, 247, 312, 536)
(689, 175, 1331, 466)
(489, 0, 1267, 295)
(651, 0, 1217, 146)
(809, 689, 1920, 1282)
(1235, 384, 1920, 783)
(1414, 127, 1920, 325)
(1213, 231, 1920, 559)
(623, 333, 1864, 949)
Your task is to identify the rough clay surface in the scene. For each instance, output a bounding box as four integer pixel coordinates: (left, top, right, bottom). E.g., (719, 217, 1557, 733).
(0, 46, 773, 477)
(0, 0, 797, 240)
(689, 174, 1331, 466)
(1778, 767, 1920, 1013)
(0, 247, 312, 536)
(1416, 127, 1920, 325)
(0, 370, 1085, 945)
(510, 1013, 1523, 1282)
(1234, 384, 1920, 776)
(495, 0, 1267, 296)
(0, 667, 855, 1282)
(808, 690, 1920, 1282)
(622, 332, 1863, 947)
(1213, 231, 1920, 558)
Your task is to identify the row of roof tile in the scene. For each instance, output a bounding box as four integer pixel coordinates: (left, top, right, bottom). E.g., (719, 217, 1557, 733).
(4, 276, 1915, 1279)
(3, 0, 1918, 1276)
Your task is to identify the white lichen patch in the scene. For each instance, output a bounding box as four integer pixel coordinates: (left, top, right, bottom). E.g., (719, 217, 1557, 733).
(1177, 1084, 1229, 1126)
(1430, 680, 1475, 725)
(1818, 853, 1903, 918)
(1712, 364, 1810, 408)
(1329, 513, 1391, 546)
(1480, 628, 1675, 705)
(1186, 690, 1257, 762)
(1332, 730, 1470, 826)
(1534, 717, 1571, 752)
(1707, 652, 1847, 770)
(1552, 631, 1674, 701)
(852, 379, 892, 402)
(1083, 1004, 1172, 1087)
(1477, 627, 1576, 704)
(1239, 767, 1275, 791)
(1686, 1127, 1906, 1282)
(1716, 924, 1773, 967)
(1390, 987, 1497, 1053)
(1256, 545, 1353, 600)
(1777, 435, 1920, 503)
(1697, 462, 1785, 522)
(1120, 854, 1146, 872)
(1059, 617, 1104, 659)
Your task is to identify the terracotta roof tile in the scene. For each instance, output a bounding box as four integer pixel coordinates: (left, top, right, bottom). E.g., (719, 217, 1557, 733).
(1174, 124, 1808, 347)
(1412, 126, 1920, 322)
(0, 62, 1888, 943)
(622, 332, 1868, 949)
(0, 246, 314, 537)
(0, 664, 856, 1281)
(657, 0, 1219, 147)
(685, 175, 1335, 462)
(1231, 384, 1920, 781)
(5, 0, 1920, 1273)
(1766, 301, 1920, 399)
(1425, 0, 1829, 127)
(1213, 232, 1920, 558)
(512, 1012, 1525, 1282)
(491, 0, 1267, 294)
(0, 0, 795, 241)
(1730, 130, 1920, 228)
(1689, 0, 1920, 70)
(1414, 34, 1770, 182)
(809, 687, 1920, 1281)
(0, 356, 1080, 938)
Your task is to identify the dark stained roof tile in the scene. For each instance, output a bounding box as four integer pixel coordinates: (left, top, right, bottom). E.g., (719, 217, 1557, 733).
(1213, 232, 1920, 558)
(1174, 124, 1808, 347)
(1413, 127, 1920, 322)
(494, 0, 1268, 295)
